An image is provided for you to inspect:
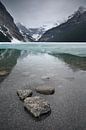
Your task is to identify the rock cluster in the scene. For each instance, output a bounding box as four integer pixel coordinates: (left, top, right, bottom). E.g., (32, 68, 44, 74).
(17, 86, 55, 118)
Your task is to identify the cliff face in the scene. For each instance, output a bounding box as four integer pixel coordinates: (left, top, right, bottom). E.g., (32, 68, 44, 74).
(16, 23, 35, 42)
(0, 31, 11, 42)
(0, 1, 25, 42)
(39, 7, 86, 42)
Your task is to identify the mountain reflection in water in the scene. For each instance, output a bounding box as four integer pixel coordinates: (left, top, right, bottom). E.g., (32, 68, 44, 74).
(0, 48, 86, 84)
(51, 53, 86, 71)
(0, 49, 20, 83)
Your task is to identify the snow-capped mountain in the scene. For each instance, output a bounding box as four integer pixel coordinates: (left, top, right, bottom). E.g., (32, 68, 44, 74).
(17, 22, 58, 41)
(0, 1, 33, 42)
(28, 27, 45, 40)
(16, 23, 34, 42)
(39, 6, 86, 42)
(30, 23, 59, 40)
(17, 23, 46, 41)
(0, 1, 25, 42)
(1, 1, 86, 42)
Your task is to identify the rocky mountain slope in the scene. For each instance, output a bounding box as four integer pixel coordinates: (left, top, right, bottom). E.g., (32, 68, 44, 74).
(0, 1, 33, 42)
(39, 7, 86, 42)
(17, 23, 46, 41)
(16, 23, 34, 42)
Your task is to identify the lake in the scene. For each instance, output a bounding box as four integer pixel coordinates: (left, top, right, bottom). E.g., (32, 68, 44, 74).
(0, 43, 86, 130)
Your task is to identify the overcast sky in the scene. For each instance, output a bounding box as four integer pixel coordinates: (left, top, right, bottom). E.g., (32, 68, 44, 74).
(1, 0, 86, 28)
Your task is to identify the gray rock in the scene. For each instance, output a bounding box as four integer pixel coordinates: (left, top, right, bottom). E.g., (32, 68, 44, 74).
(35, 86, 55, 95)
(0, 70, 9, 76)
(41, 76, 50, 80)
(24, 96, 51, 117)
(17, 89, 32, 100)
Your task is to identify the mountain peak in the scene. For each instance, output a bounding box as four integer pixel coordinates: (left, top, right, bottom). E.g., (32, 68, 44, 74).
(39, 6, 86, 42)
(77, 6, 86, 14)
(68, 6, 86, 20)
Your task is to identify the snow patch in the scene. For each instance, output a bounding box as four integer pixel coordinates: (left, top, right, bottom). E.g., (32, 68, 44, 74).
(32, 34, 42, 41)
(11, 37, 21, 43)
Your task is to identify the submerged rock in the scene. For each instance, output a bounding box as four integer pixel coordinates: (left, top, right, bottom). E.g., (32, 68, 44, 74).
(0, 70, 9, 76)
(41, 76, 50, 80)
(24, 96, 51, 117)
(17, 89, 32, 100)
(35, 86, 55, 95)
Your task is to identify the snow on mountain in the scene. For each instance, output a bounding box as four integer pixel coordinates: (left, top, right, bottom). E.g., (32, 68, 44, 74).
(11, 37, 21, 43)
(39, 6, 86, 42)
(0, 1, 34, 42)
(68, 6, 86, 20)
(16, 23, 35, 41)
(17, 22, 59, 41)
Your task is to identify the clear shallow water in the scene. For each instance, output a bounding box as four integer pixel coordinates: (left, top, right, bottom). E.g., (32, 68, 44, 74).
(0, 43, 86, 130)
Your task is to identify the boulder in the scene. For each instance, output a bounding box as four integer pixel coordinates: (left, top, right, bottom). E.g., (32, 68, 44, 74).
(24, 96, 51, 117)
(17, 89, 32, 100)
(0, 70, 9, 76)
(35, 86, 55, 95)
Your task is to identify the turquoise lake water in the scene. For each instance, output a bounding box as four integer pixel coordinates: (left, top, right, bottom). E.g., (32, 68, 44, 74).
(0, 43, 86, 56)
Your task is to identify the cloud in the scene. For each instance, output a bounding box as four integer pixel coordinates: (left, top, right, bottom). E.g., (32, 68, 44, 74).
(1, 0, 86, 28)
